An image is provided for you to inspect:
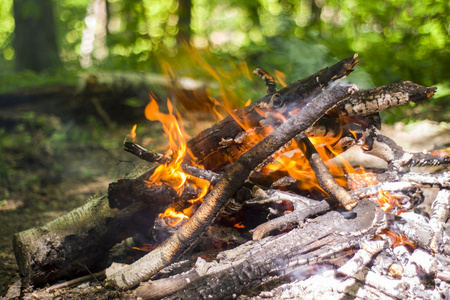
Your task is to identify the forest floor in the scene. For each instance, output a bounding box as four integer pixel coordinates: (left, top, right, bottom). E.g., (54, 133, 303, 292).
(1, 87, 449, 297)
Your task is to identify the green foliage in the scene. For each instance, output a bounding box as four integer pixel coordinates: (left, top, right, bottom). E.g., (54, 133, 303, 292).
(0, 0, 448, 122)
(0, 69, 77, 93)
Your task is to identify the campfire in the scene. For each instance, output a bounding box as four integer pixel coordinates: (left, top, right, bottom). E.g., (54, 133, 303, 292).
(9, 54, 450, 299)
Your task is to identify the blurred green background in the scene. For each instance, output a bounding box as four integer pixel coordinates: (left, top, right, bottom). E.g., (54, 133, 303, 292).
(0, 0, 449, 123)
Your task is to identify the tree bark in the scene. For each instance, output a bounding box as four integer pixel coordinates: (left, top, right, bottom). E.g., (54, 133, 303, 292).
(13, 0, 61, 72)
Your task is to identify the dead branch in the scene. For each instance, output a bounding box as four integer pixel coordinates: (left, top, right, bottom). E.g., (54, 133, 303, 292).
(123, 141, 220, 184)
(362, 127, 450, 170)
(295, 132, 357, 209)
(106, 83, 358, 290)
(329, 81, 436, 118)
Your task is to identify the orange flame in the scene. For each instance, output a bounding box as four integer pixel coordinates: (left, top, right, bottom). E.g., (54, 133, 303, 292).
(126, 124, 137, 142)
(159, 207, 189, 227)
(379, 230, 416, 248)
(141, 94, 210, 226)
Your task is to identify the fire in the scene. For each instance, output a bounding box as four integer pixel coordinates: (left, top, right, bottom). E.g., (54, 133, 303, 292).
(376, 189, 403, 213)
(159, 207, 189, 227)
(127, 124, 137, 142)
(141, 94, 210, 226)
(379, 230, 416, 249)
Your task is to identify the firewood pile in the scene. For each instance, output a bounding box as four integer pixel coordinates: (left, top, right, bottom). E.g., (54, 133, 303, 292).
(8, 54, 450, 299)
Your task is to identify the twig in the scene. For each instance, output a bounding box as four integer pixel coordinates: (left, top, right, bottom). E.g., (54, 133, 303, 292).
(123, 141, 220, 184)
(253, 67, 277, 94)
(47, 271, 105, 292)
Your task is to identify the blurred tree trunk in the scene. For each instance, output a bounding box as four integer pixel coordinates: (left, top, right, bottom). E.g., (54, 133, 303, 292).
(13, 0, 61, 72)
(177, 0, 192, 44)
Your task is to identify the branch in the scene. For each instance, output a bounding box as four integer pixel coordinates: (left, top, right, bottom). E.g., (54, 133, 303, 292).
(362, 127, 450, 170)
(123, 141, 220, 184)
(295, 132, 357, 210)
(106, 82, 358, 289)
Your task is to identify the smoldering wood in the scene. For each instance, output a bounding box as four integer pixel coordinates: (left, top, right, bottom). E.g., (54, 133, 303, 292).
(12, 163, 206, 286)
(134, 200, 387, 300)
(252, 197, 331, 241)
(106, 83, 358, 289)
(391, 212, 450, 255)
(337, 239, 387, 277)
(362, 127, 450, 170)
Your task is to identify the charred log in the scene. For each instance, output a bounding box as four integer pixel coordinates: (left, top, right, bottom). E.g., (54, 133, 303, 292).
(12, 163, 205, 286)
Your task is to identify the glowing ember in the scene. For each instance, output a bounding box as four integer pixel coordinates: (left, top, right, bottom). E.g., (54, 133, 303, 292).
(376, 189, 404, 214)
(233, 222, 245, 229)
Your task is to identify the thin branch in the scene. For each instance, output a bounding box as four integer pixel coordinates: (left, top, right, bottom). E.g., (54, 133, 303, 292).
(295, 133, 357, 210)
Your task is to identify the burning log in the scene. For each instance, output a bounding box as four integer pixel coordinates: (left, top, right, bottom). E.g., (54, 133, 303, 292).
(12, 163, 207, 286)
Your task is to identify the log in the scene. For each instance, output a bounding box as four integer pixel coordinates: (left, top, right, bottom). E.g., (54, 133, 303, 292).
(12, 163, 205, 286)
(187, 66, 435, 171)
(134, 200, 387, 299)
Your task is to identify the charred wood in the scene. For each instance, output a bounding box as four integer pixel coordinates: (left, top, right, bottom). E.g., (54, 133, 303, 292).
(328, 81, 436, 118)
(123, 141, 220, 184)
(295, 132, 357, 209)
(362, 127, 450, 170)
(106, 83, 358, 289)
(186, 54, 359, 171)
(135, 200, 387, 300)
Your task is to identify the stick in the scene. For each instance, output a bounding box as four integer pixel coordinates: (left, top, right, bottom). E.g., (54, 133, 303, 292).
(362, 127, 450, 170)
(106, 82, 358, 290)
(295, 133, 357, 209)
(123, 141, 221, 184)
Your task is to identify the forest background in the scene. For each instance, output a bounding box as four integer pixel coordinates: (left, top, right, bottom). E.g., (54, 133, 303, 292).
(0, 0, 449, 122)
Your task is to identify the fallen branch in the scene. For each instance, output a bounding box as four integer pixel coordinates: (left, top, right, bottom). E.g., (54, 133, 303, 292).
(362, 127, 450, 170)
